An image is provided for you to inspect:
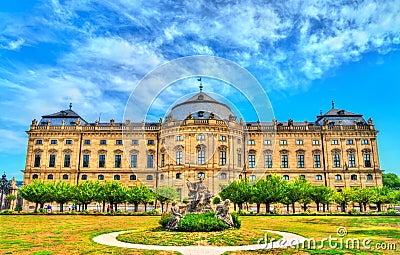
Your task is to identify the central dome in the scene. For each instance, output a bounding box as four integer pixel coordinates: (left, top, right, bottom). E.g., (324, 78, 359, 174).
(168, 92, 235, 121)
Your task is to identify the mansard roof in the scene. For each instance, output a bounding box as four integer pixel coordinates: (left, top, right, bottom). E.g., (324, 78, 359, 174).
(40, 109, 88, 126)
(315, 107, 366, 126)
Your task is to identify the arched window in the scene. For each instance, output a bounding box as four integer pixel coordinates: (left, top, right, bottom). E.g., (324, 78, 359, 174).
(335, 174, 342, 181)
(130, 174, 136, 181)
(114, 175, 120, 180)
(47, 174, 54, 180)
(176, 173, 183, 179)
(146, 175, 153, 181)
(316, 175, 323, 181)
(366, 174, 373, 180)
(160, 174, 164, 180)
(32, 174, 38, 179)
(351, 174, 358, 181)
(198, 172, 205, 179)
(98, 175, 104, 180)
(283, 175, 289, 180)
(220, 173, 227, 179)
(249, 175, 256, 181)
(81, 174, 88, 180)
(62, 174, 69, 180)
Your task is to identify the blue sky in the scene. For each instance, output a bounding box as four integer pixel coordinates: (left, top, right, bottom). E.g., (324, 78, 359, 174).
(0, 0, 399, 179)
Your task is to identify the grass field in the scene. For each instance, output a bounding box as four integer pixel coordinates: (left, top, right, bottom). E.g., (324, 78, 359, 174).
(0, 215, 398, 255)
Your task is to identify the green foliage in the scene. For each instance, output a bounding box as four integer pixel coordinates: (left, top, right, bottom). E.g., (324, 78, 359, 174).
(178, 212, 229, 232)
(212, 196, 221, 205)
(19, 180, 54, 212)
(159, 213, 171, 227)
(154, 186, 179, 212)
(230, 212, 241, 229)
(220, 178, 252, 210)
(182, 197, 189, 204)
(5, 194, 16, 201)
(382, 173, 400, 190)
(251, 175, 285, 213)
(126, 185, 154, 212)
(387, 208, 397, 215)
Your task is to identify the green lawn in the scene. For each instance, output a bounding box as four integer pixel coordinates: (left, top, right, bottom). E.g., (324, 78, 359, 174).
(0, 215, 398, 255)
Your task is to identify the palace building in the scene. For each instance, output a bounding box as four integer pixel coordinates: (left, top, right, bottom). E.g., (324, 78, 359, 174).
(22, 89, 383, 201)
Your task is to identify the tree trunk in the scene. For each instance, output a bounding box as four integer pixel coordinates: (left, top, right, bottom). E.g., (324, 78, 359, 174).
(292, 203, 295, 214)
(323, 204, 326, 212)
(377, 202, 381, 212)
(238, 203, 243, 210)
(316, 202, 320, 212)
(102, 201, 106, 212)
(35, 203, 39, 213)
(303, 203, 307, 212)
(363, 203, 367, 212)
(40, 203, 44, 209)
(246, 203, 249, 211)
(144, 203, 147, 212)
(134, 203, 139, 212)
(60, 203, 64, 212)
(256, 203, 260, 214)
(114, 203, 118, 212)
(341, 202, 346, 213)
(161, 203, 164, 213)
(286, 204, 289, 212)
(234, 203, 237, 211)
(359, 202, 363, 212)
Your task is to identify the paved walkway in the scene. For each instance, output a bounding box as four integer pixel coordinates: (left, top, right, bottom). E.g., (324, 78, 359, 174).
(93, 230, 307, 255)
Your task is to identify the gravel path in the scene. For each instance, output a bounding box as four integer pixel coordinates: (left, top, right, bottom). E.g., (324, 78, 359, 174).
(93, 230, 307, 255)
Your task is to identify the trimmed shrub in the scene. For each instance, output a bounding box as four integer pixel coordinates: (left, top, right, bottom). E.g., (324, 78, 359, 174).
(178, 212, 228, 232)
(231, 212, 241, 229)
(159, 213, 172, 227)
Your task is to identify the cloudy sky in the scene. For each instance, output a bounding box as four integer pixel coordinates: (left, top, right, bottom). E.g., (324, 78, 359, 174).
(0, 0, 399, 179)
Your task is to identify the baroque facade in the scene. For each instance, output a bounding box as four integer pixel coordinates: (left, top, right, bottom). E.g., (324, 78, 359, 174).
(22, 91, 383, 201)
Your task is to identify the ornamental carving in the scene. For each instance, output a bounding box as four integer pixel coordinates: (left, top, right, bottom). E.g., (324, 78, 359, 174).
(174, 145, 184, 151)
(263, 149, 273, 155)
(331, 149, 341, 154)
(312, 149, 321, 155)
(346, 148, 356, 154)
(114, 149, 124, 154)
(196, 144, 206, 151)
(48, 148, 58, 154)
(130, 149, 139, 154)
(63, 149, 73, 154)
(218, 145, 228, 151)
(296, 149, 305, 155)
(248, 149, 257, 155)
(33, 148, 43, 154)
(280, 149, 288, 155)
(82, 149, 91, 154)
(98, 149, 107, 154)
(148, 149, 155, 155)
(362, 148, 372, 154)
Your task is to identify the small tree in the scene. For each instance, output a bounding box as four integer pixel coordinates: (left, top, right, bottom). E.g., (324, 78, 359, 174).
(251, 175, 285, 213)
(52, 181, 73, 212)
(73, 181, 97, 211)
(371, 186, 394, 212)
(154, 186, 179, 212)
(281, 178, 307, 214)
(103, 181, 126, 212)
(19, 180, 53, 212)
(309, 186, 333, 212)
(5, 194, 16, 209)
(220, 179, 252, 211)
(333, 188, 353, 213)
(351, 187, 375, 212)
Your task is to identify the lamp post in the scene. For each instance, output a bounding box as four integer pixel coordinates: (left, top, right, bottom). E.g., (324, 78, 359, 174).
(0, 173, 10, 210)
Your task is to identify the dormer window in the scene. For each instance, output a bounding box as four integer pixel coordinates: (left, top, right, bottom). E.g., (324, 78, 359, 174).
(198, 111, 204, 117)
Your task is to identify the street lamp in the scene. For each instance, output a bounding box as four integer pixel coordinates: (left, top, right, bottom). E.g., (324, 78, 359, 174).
(0, 173, 11, 210)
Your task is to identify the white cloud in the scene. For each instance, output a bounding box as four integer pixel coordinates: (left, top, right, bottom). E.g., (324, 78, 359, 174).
(1, 38, 25, 50)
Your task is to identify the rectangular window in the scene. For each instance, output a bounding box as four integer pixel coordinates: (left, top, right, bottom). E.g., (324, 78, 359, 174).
(281, 155, 288, 168)
(36, 139, 43, 145)
(132, 139, 139, 145)
(116, 140, 123, 145)
(84, 140, 90, 145)
(49, 154, 56, 167)
(131, 155, 137, 168)
(176, 151, 182, 165)
(220, 135, 226, 141)
(314, 155, 321, 168)
(248, 140, 255, 145)
(115, 155, 121, 168)
(147, 154, 154, 168)
(176, 135, 183, 141)
(220, 151, 226, 165)
(297, 155, 304, 168)
(332, 140, 339, 145)
(99, 155, 105, 168)
(348, 154, 355, 167)
(198, 150, 205, 165)
(51, 140, 57, 145)
(264, 140, 271, 145)
(347, 139, 354, 145)
(364, 154, 371, 167)
(83, 155, 90, 167)
(362, 139, 369, 145)
(280, 140, 287, 145)
(237, 138, 241, 144)
(238, 154, 242, 167)
(197, 134, 205, 140)
(148, 140, 155, 145)
(161, 138, 165, 144)
(249, 155, 255, 168)
(161, 154, 165, 167)
(265, 155, 272, 168)
(100, 140, 107, 145)
(66, 140, 72, 145)
(34, 154, 41, 167)
(64, 154, 71, 167)
(312, 140, 319, 145)
(333, 154, 341, 168)
(296, 140, 303, 145)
